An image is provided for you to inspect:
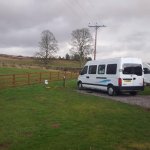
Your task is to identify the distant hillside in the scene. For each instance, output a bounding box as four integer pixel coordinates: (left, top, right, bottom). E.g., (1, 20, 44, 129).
(0, 54, 81, 71)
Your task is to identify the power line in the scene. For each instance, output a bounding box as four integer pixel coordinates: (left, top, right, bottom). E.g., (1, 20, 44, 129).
(74, 0, 93, 21)
(63, 0, 94, 24)
(63, 0, 82, 19)
(88, 23, 106, 60)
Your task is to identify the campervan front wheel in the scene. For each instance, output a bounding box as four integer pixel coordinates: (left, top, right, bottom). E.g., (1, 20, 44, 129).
(78, 82, 83, 90)
(107, 85, 115, 96)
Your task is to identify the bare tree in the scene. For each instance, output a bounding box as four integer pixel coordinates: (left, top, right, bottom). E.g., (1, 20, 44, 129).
(70, 28, 93, 67)
(65, 53, 70, 60)
(36, 30, 58, 66)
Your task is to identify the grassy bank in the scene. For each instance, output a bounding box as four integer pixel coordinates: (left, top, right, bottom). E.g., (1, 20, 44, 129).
(140, 86, 150, 95)
(0, 55, 81, 68)
(0, 80, 150, 150)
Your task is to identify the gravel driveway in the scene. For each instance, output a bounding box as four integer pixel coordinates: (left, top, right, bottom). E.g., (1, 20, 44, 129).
(78, 90, 150, 109)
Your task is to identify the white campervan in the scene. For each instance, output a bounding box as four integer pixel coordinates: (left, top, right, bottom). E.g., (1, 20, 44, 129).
(143, 62, 150, 85)
(77, 57, 144, 96)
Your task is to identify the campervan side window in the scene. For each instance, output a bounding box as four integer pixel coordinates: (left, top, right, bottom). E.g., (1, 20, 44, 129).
(98, 65, 105, 74)
(80, 66, 88, 75)
(106, 64, 117, 74)
(89, 65, 97, 74)
(144, 68, 150, 74)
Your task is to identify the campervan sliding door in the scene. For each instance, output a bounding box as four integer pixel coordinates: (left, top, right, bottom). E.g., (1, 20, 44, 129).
(96, 64, 107, 90)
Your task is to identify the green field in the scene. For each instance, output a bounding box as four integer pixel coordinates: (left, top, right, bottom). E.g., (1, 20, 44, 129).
(0, 80, 150, 150)
(0, 67, 48, 75)
(140, 86, 150, 95)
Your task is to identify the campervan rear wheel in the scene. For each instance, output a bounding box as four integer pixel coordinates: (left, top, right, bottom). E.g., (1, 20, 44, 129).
(129, 91, 137, 96)
(78, 82, 83, 90)
(107, 85, 115, 96)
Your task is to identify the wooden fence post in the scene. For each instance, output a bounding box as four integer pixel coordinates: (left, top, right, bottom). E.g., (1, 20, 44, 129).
(27, 73, 30, 85)
(63, 71, 66, 87)
(64, 71, 66, 80)
(76, 72, 78, 78)
(12, 74, 16, 87)
(49, 72, 51, 81)
(39, 73, 42, 83)
(58, 72, 60, 80)
(71, 72, 73, 79)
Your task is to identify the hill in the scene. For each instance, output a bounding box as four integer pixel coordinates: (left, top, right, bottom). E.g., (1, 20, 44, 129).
(0, 54, 81, 71)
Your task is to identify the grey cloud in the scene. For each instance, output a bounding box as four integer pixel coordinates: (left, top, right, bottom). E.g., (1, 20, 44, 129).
(0, 0, 150, 61)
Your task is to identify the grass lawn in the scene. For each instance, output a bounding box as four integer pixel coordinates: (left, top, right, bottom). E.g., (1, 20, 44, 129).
(0, 80, 150, 150)
(140, 86, 150, 95)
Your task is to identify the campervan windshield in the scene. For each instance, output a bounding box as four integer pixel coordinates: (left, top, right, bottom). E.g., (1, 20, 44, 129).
(123, 63, 142, 76)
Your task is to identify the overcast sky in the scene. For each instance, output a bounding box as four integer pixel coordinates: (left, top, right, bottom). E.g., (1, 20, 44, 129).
(0, 0, 150, 61)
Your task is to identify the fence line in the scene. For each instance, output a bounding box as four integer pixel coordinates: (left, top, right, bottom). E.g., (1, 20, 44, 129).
(0, 71, 78, 89)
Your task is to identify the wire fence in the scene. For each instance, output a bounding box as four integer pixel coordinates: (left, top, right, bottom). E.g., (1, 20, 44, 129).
(0, 71, 78, 89)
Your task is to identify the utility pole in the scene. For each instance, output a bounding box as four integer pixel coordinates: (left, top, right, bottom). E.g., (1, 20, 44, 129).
(88, 23, 106, 60)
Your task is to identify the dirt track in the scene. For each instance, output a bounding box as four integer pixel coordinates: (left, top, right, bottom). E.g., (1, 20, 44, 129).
(78, 90, 150, 109)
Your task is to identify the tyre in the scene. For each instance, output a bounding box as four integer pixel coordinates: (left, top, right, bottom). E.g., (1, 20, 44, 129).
(107, 85, 115, 96)
(129, 91, 137, 96)
(115, 90, 120, 96)
(78, 82, 83, 90)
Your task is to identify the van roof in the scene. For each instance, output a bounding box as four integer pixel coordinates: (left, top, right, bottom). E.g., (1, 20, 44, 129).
(85, 57, 142, 65)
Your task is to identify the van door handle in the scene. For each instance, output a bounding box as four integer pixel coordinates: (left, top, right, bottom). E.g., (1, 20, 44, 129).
(86, 76, 89, 78)
(133, 78, 136, 80)
(96, 77, 107, 79)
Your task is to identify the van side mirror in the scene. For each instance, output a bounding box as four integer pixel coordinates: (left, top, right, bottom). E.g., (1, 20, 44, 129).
(80, 71, 84, 75)
(80, 66, 88, 75)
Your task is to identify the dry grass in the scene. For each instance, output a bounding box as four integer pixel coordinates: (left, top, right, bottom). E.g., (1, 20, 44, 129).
(0, 55, 81, 68)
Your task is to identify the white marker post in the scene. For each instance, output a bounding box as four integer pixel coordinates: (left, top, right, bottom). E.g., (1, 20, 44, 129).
(63, 76, 66, 87)
(44, 80, 49, 88)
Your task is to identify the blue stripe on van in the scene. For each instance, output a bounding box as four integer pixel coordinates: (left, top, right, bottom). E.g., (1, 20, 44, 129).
(99, 79, 111, 84)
